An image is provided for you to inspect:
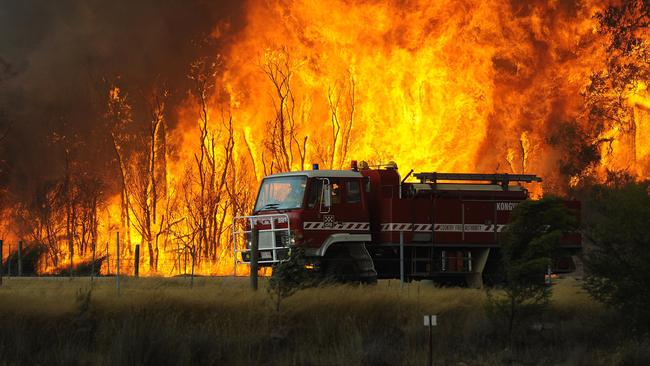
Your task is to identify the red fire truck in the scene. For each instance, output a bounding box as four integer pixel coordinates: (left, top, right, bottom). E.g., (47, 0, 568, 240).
(233, 162, 581, 286)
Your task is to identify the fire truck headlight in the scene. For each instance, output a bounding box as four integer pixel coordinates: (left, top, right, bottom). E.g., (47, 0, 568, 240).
(290, 230, 303, 245)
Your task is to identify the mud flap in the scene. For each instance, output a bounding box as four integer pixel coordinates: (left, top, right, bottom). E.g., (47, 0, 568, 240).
(348, 243, 378, 282)
(466, 248, 490, 288)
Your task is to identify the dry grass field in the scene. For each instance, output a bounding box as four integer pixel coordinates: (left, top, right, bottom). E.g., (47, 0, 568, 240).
(0, 276, 647, 366)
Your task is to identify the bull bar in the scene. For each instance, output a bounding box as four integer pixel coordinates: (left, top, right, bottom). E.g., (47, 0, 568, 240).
(233, 213, 291, 273)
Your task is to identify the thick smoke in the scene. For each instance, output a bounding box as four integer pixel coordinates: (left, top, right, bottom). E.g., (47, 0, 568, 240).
(0, 0, 246, 201)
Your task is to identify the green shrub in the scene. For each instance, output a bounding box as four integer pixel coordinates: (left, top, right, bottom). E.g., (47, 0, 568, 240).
(486, 196, 576, 342)
(267, 247, 314, 312)
(582, 180, 650, 334)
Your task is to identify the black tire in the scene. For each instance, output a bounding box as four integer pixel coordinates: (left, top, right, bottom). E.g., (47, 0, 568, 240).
(321, 245, 376, 284)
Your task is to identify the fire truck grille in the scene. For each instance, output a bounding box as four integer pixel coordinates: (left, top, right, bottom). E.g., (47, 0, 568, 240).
(254, 230, 291, 249)
(276, 231, 290, 247)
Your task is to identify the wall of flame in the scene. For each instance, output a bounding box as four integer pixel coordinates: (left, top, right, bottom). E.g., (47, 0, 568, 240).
(2, 0, 649, 276)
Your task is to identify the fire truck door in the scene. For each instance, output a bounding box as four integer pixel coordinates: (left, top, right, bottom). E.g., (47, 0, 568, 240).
(303, 178, 369, 250)
(323, 178, 368, 230)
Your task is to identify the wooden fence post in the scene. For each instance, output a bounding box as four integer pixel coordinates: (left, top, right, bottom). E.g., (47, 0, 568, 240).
(7, 243, 11, 277)
(91, 242, 96, 282)
(17, 241, 22, 277)
(106, 242, 110, 276)
(0, 240, 3, 285)
(134, 244, 140, 278)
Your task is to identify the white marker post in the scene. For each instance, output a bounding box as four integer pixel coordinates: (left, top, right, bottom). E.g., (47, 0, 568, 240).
(424, 315, 437, 366)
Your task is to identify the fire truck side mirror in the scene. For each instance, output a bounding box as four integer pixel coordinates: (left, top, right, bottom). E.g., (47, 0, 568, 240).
(320, 178, 331, 213)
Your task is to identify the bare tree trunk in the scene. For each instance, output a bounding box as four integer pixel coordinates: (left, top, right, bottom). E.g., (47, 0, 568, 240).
(190, 250, 196, 288)
(340, 75, 355, 167)
(63, 149, 76, 276)
(110, 133, 131, 253)
(327, 73, 355, 169)
(261, 48, 308, 173)
(328, 86, 341, 169)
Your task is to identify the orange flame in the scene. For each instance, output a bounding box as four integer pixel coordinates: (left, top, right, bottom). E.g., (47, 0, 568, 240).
(3, 0, 649, 276)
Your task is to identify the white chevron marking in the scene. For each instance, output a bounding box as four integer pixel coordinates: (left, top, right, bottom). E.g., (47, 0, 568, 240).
(380, 223, 509, 233)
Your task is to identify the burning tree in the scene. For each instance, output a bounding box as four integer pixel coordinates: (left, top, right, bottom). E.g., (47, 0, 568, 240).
(260, 48, 308, 173)
(171, 57, 240, 273)
(104, 83, 173, 272)
(8, 118, 108, 274)
(12, 173, 104, 273)
(127, 87, 171, 271)
(75, 175, 103, 261)
(585, 0, 650, 172)
(14, 182, 65, 268)
(3, 0, 650, 277)
(105, 85, 135, 259)
(324, 71, 356, 169)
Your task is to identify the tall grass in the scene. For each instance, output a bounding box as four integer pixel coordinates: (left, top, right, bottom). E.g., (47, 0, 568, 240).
(0, 277, 645, 365)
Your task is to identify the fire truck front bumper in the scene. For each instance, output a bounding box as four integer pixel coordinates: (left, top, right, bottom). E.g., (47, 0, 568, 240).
(240, 246, 290, 266)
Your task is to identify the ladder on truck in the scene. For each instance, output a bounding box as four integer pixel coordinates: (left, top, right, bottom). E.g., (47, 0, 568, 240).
(413, 172, 542, 190)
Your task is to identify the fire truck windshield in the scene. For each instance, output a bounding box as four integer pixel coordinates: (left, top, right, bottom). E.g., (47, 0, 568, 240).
(254, 175, 308, 212)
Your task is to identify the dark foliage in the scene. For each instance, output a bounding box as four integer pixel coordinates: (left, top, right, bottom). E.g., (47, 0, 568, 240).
(547, 120, 601, 177)
(57, 256, 106, 277)
(268, 247, 313, 312)
(585, 0, 649, 137)
(487, 196, 577, 340)
(2, 243, 45, 276)
(582, 180, 650, 333)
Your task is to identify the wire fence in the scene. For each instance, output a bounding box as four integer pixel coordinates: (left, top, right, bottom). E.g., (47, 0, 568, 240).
(0, 239, 249, 278)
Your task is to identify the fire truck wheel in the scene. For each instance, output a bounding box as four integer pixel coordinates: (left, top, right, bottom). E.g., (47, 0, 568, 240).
(321, 244, 376, 284)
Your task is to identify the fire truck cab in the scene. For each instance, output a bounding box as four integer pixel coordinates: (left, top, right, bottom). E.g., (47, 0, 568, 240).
(233, 162, 581, 286)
